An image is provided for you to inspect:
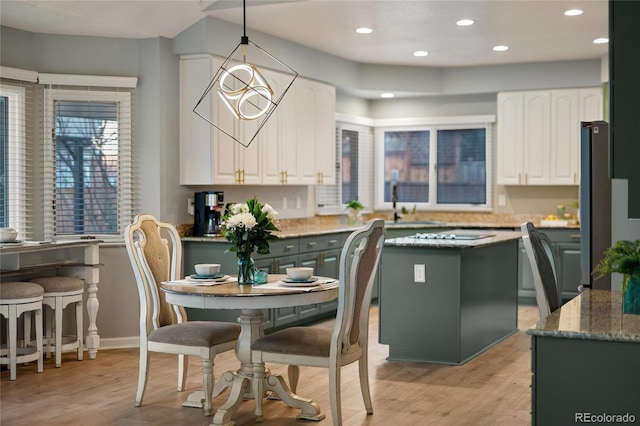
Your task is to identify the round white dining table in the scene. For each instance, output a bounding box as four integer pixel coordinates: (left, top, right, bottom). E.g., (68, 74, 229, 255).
(161, 274, 339, 426)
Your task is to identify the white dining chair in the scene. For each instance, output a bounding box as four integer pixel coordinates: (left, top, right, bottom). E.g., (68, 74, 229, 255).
(125, 214, 241, 416)
(251, 218, 385, 425)
(521, 221, 561, 319)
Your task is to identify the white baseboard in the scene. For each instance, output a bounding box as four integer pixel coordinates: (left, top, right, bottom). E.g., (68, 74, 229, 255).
(92, 336, 139, 350)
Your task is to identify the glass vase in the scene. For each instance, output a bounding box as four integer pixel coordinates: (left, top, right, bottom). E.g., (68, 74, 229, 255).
(237, 252, 255, 285)
(623, 276, 640, 315)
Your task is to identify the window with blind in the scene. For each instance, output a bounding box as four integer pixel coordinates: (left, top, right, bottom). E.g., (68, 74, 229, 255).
(0, 80, 35, 239)
(43, 87, 134, 241)
(316, 119, 374, 214)
(376, 120, 493, 211)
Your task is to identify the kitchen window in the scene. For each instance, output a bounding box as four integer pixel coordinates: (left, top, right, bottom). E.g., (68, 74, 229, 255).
(316, 117, 374, 214)
(0, 79, 35, 239)
(42, 80, 135, 242)
(375, 117, 493, 211)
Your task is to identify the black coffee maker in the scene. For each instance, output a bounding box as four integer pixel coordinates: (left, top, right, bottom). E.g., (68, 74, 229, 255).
(193, 191, 225, 237)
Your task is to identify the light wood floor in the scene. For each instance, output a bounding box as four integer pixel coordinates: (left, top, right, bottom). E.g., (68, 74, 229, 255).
(1, 305, 539, 426)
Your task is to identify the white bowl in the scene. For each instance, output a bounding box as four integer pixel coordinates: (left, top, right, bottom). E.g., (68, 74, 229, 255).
(194, 263, 221, 276)
(0, 228, 18, 242)
(286, 267, 313, 281)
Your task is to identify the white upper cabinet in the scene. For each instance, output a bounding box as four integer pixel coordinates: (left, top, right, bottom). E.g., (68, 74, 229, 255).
(179, 54, 336, 186)
(550, 89, 579, 184)
(496, 87, 603, 186)
(523, 91, 551, 185)
(496, 92, 524, 185)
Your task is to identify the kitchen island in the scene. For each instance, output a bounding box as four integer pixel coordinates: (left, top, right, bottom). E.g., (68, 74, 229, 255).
(379, 229, 521, 365)
(526, 290, 640, 425)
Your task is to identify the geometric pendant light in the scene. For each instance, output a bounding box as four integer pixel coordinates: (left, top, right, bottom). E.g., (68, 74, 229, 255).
(193, 0, 298, 148)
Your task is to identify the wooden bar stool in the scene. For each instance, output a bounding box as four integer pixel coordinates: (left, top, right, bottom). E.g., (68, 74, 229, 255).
(0, 282, 44, 380)
(29, 276, 84, 367)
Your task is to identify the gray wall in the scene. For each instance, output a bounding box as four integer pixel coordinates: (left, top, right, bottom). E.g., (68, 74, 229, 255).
(0, 17, 611, 344)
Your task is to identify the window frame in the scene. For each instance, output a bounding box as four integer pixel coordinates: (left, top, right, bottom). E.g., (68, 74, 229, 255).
(374, 116, 494, 212)
(43, 88, 133, 242)
(0, 84, 28, 235)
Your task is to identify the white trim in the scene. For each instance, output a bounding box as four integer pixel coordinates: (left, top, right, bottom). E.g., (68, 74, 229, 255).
(39, 73, 137, 88)
(0, 84, 27, 235)
(0, 66, 38, 83)
(335, 112, 375, 127)
(373, 114, 495, 128)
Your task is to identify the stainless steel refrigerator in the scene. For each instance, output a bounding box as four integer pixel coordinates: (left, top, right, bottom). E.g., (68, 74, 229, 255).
(579, 121, 611, 290)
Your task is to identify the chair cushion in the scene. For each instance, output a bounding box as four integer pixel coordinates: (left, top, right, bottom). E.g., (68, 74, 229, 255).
(30, 276, 85, 293)
(149, 321, 240, 347)
(1, 282, 44, 300)
(252, 327, 332, 357)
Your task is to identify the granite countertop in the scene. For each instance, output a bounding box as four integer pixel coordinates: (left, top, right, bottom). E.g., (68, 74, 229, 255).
(180, 212, 578, 242)
(383, 229, 522, 249)
(526, 290, 640, 343)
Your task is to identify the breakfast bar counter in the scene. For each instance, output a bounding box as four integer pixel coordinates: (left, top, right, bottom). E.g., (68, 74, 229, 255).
(526, 290, 640, 425)
(0, 240, 102, 358)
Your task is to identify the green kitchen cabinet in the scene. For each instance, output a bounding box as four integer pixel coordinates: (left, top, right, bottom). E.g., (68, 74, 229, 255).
(518, 228, 581, 304)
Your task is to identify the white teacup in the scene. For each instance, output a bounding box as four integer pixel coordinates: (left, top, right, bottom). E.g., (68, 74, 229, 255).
(195, 263, 221, 276)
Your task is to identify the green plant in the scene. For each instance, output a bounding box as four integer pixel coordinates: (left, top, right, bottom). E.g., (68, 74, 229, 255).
(594, 239, 640, 292)
(347, 200, 364, 210)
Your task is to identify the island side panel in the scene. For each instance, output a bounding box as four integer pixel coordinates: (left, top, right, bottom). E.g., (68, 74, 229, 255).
(459, 239, 519, 362)
(379, 245, 463, 363)
(532, 335, 640, 426)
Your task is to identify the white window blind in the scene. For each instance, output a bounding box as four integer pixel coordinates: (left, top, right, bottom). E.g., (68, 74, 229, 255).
(316, 117, 374, 214)
(0, 78, 36, 240)
(43, 84, 135, 241)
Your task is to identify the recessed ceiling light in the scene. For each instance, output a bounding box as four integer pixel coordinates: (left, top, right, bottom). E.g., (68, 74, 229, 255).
(356, 27, 373, 34)
(380, 93, 395, 98)
(413, 50, 429, 57)
(564, 9, 584, 16)
(493, 45, 509, 52)
(593, 37, 609, 44)
(456, 19, 475, 26)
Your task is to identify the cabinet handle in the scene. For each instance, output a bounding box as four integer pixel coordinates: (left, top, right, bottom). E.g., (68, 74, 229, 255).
(284, 244, 295, 251)
(241, 169, 245, 184)
(573, 172, 577, 184)
(329, 239, 338, 245)
(307, 242, 317, 248)
(317, 172, 324, 183)
(319, 252, 325, 265)
(284, 170, 288, 184)
(273, 259, 279, 271)
(236, 169, 241, 184)
(570, 234, 581, 240)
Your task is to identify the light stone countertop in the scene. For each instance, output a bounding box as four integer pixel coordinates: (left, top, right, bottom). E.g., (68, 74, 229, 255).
(383, 229, 522, 249)
(180, 212, 578, 242)
(526, 290, 640, 343)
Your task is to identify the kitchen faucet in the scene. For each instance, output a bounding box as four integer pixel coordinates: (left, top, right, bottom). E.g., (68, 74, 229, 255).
(392, 183, 401, 223)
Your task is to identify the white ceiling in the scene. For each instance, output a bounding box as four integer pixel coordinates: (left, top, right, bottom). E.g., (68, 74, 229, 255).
(0, 0, 608, 67)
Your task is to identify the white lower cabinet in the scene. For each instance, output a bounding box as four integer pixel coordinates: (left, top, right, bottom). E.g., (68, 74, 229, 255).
(179, 54, 336, 185)
(497, 87, 603, 186)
